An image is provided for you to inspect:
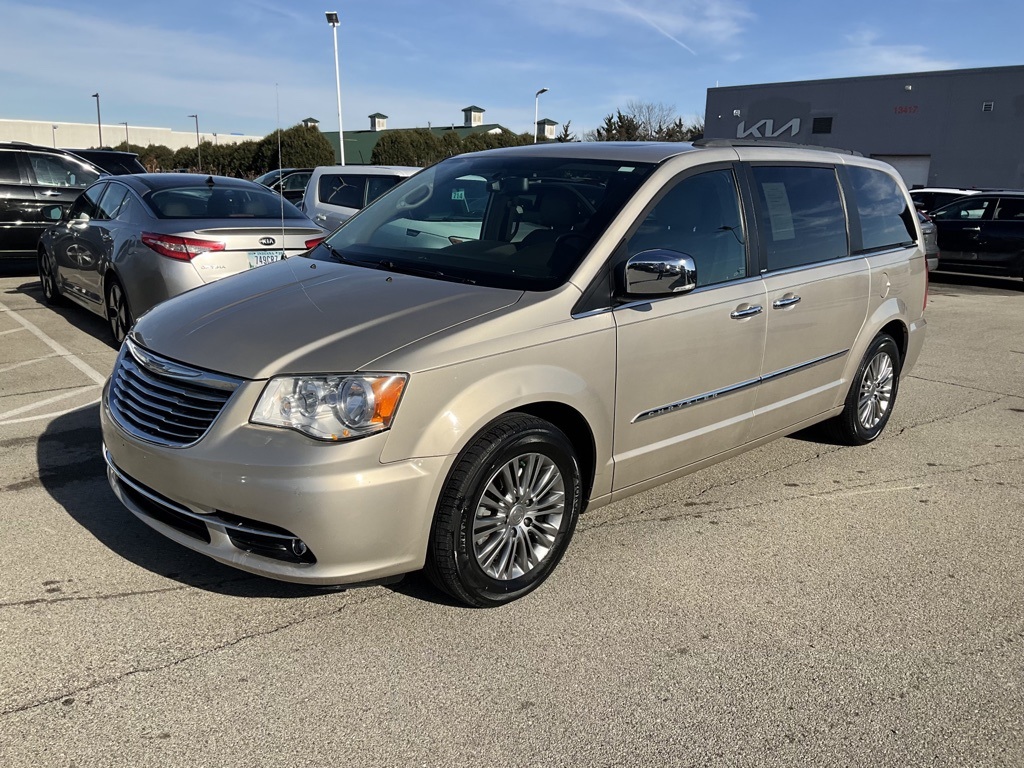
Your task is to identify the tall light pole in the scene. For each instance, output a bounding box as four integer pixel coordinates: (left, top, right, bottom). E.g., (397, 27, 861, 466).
(119, 121, 130, 151)
(91, 93, 103, 146)
(51, 124, 58, 148)
(188, 114, 201, 171)
(534, 87, 548, 143)
(325, 11, 345, 165)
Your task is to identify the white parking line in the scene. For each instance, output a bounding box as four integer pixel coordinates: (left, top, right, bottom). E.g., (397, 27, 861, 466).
(0, 354, 58, 375)
(0, 299, 107, 386)
(0, 327, 27, 337)
(0, 386, 99, 421)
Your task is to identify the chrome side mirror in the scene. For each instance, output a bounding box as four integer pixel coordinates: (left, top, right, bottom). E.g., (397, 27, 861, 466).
(620, 249, 697, 298)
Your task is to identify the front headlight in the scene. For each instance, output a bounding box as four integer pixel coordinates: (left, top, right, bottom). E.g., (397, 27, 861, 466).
(251, 374, 407, 441)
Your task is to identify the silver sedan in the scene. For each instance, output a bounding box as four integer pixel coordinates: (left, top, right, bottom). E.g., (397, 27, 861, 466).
(38, 174, 325, 344)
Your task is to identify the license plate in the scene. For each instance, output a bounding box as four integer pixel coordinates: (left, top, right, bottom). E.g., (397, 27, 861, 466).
(247, 250, 285, 268)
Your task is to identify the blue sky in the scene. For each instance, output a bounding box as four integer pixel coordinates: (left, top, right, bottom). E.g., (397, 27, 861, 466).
(2, 0, 1021, 139)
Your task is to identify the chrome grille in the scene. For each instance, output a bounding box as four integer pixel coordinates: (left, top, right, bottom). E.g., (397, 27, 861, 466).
(109, 338, 242, 447)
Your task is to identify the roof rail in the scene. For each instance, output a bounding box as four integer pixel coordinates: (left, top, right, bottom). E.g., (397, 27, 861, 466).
(693, 138, 862, 157)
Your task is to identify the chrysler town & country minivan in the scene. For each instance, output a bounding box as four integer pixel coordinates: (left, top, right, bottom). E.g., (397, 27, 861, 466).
(101, 141, 927, 607)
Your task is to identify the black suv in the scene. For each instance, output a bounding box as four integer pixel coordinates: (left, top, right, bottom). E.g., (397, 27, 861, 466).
(931, 191, 1024, 283)
(64, 148, 146, 175)
(0, 142, 104, 259)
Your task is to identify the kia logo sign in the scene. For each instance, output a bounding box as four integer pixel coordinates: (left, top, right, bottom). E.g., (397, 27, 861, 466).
(259, 237, 276, 246)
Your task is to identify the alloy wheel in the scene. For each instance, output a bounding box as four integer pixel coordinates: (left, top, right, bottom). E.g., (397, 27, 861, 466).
(857, 351, 894, 430)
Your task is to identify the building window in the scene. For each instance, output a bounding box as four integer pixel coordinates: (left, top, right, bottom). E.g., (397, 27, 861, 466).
(982, 101, 995, 112)
(811, 117, 833, 134)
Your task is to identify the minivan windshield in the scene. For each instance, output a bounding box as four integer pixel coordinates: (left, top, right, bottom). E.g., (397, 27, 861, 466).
(309, 154, 656, 290)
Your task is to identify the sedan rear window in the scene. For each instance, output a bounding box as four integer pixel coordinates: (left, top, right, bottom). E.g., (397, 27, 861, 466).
(147, 186, 307, 219)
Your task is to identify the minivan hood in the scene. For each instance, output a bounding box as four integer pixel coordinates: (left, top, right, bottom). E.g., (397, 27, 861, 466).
(131, 257, 523, 379)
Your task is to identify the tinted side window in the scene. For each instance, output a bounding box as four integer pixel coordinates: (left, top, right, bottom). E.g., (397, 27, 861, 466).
(366, 176, 403, 205)
(28, 153, 101, 188)
(319, 174, 367, 209)
(97, 183, 130, 219)
(752, 166, 848, 271)
(69, 183, 107, 220)
(994, 197, 1024, 220)
(0, 151, 22, 183)
(931, 197, 992, 221)
(627, 169, 747, 287)
(847, 166, 916, 251)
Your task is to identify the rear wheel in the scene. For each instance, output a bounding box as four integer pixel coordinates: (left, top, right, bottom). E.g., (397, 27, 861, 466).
(106, 278, 132, 346)
(825, 333, 900, 445)
(426, 413, 582, 607)
(38, 249, 64, 306)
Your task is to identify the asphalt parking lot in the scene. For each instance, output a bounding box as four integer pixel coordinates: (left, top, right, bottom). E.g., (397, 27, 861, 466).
(0, 259, 1021, 767)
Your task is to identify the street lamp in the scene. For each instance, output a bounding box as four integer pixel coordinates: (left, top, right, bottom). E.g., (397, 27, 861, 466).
(534, 87, 548, 143)
(325, 11, 345, 165)
(51, 124, 58, 148)
(187, 114, 201, 172)
(91, 93, 103, 146)
(212, 132, 218, 146)
(119, 121, 130, 151)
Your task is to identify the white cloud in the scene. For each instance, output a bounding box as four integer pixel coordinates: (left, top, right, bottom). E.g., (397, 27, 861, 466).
(834, 29, 958, 75)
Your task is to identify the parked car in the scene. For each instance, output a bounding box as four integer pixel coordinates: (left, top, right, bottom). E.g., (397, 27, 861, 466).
(930, 191, 1024, 283)
(0, 142, 104, 258)
(38, 174, 324, 344)
(253, 167, 312, 188)
(918, 211, 939, 271)
(101, 141, 927, 607)
(301, 165, 419, 231)
(910, 187, 981, 214)
(64, 149, 147, 175)
(269, 169, 313, 204)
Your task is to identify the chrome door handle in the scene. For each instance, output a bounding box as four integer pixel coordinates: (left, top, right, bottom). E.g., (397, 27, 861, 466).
(40, 190, 61, 197)
(730, 304, 763, 319)
(772, 295, 802, 309)
(964, 226, 981, 231)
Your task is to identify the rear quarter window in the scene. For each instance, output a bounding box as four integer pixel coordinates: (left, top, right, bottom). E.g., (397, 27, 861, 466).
(846, 166, 916, 252)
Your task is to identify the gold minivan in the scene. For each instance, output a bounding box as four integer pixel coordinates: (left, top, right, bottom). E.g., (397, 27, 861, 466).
(101, 141, 927, 606)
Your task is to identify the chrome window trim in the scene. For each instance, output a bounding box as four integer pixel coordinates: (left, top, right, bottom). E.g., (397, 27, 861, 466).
(633, 349, 849, 423)
(758, 252, 865, 277)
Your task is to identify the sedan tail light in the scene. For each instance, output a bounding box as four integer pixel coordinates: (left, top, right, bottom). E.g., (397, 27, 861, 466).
(304, 236, 325, 250)
(141, 232, 226, 261)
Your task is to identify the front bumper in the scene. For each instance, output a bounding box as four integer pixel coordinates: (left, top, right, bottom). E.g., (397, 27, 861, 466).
(101, 380, 448, 585)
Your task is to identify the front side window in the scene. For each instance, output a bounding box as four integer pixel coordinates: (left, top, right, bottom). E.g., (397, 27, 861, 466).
(846, 166, 916, 252)
(752, 165, 848, 271)
(627, 169, 746, 287)
(69, 183, 107, 220)
(311, 155, 655, 291)
(28, 153, 101, 188)
(931, 197, 992, 221)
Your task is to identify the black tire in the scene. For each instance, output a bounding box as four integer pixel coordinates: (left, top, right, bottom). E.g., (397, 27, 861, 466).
(825, 333, 901, 446)
(425, 413, 582, 607)
(106, 277, 133, 346)
(38, 249, 64, 306)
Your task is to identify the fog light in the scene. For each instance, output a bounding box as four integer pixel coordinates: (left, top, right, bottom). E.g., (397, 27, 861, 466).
(291, 539, 308, 557)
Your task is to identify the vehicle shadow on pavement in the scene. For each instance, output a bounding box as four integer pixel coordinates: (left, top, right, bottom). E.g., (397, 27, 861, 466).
(11, 276, 117, 349)
(38, 405, 330, 599)
(929, 271, 1023, 294)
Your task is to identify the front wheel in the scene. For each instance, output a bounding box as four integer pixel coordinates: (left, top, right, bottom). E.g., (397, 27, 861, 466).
(38, 249, 64, 306)
(825, 333, 901, 445)
(106, 278, 133, 346)
(426, 413, 582, 607)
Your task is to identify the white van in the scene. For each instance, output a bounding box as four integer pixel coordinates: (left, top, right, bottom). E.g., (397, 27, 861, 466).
(301, 165, 419, 231)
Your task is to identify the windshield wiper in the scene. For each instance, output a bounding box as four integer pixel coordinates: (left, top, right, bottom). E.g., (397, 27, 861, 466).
(377, 260, 476, 285)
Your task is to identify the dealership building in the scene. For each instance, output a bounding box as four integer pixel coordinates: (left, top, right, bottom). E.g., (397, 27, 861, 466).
(704, 65, 1024, 190)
